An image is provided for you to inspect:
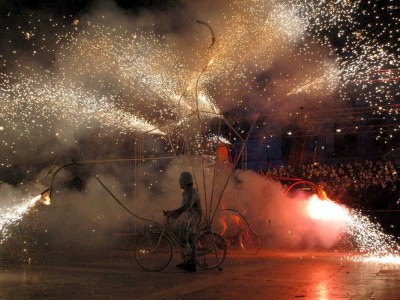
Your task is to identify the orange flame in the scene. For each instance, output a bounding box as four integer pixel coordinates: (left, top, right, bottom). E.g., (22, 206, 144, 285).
(219, 215, 227, 236)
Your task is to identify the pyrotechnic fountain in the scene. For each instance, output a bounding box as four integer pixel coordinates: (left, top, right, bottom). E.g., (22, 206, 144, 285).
(0, 0, 399, 263)
(307, 195, 400, 264)
(0, 191, 49, 245)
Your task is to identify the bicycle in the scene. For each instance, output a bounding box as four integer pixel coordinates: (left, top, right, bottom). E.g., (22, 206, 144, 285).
(135, 211, 227, 272)
(216, 209, 262, 255)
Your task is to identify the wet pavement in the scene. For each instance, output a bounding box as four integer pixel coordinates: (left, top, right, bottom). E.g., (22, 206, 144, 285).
(1, 249, 400, 299)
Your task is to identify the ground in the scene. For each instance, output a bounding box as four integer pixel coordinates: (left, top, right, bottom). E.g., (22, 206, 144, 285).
(1, 248, 399, 299)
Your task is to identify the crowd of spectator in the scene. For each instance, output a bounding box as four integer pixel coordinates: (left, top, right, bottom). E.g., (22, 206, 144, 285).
(265, 160, 400, 210)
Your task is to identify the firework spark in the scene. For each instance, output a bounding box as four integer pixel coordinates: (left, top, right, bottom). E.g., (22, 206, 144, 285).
(0, 0, 398, 165)
(307, 195, 400, 264)
(0, 0, 399, 247)
(0, 195, 41, 244)
(346, 209, 400, 264)
(0, 73, 164, 136)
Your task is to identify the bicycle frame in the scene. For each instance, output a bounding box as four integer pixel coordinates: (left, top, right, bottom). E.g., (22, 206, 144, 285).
(152, 219, 180, 245)
(217, 209, 262, 255)
(135, 216, 227, 271)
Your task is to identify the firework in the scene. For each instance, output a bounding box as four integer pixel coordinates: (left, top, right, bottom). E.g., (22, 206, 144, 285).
(0, 0, 399, 252)
(346, 209, 400, 264)
(0, 0, 398, 163)
(0, 195, 41, 244)
(307, 195, 400, 265)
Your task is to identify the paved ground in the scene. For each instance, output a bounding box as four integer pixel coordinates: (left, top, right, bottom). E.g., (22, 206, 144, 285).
(1, 249, 399, 299)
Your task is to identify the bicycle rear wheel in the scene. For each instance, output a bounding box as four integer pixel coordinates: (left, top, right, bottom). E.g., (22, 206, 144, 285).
(195, 231, 227, 270)
(135, 233, 173, 271)
(239, 230, 261, 255)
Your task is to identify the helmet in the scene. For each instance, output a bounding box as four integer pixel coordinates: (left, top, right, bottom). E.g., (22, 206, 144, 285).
(179, 172, 193, 186)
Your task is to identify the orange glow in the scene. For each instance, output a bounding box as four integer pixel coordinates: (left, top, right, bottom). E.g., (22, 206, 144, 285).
(218, 211, 241, 237)
(219, 215, 227, 236)
(232, 215, 241, 226)
(217, 143, 230, 162)
(319, 188, 328, 199)
(316, 281, 329, 300)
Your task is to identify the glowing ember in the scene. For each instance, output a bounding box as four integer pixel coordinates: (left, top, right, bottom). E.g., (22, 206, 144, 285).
(0, 195, 41, 244)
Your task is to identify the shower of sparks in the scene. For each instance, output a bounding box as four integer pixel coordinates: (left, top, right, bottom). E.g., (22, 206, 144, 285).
(307, 195, 400, 265)
(207, 134, 232, 145)
(0, 0, 398, 166)
(0, 73, 164, 136)
(0, 195, 41, 244)
(56, 24, 220, 118)
(361, 256, 400, 264)
(287, 62, 341, 96)
(346, 209, 400, 264)
(0, 0, 397, 190)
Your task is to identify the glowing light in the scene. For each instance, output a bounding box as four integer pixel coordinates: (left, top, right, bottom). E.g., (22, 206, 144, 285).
(306, 195, 400, 265)
(40, 189, 51, 206)
(207, 134, 231, 145)
(346, 209, 400, 264)
(361, 256, 400, 264)
(307, 195, 350, 222)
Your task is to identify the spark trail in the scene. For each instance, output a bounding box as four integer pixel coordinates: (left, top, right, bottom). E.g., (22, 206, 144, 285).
(0, 195, 41, 244)
(0, 0, 399, 248)
(0, 0, 398, 161)
(0, 72, 163, 136)
(307, 195, 400, 264)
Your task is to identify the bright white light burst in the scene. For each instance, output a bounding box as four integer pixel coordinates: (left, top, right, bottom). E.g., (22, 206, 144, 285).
(0, 195, 41, 244)
(307, 196, 400, 265)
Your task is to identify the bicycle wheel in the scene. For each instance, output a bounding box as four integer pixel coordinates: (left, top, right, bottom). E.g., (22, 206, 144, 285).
(239, 230, 261, 255)
(135, 233, 173, 271)
(195, 231, 227, 270)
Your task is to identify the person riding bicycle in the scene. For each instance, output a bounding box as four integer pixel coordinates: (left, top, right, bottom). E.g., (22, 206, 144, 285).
(165, 171, 203, 272)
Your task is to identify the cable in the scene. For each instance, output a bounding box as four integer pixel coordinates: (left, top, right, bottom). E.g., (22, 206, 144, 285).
(95, 176, 159, 225)
(47, 163, 159, 226)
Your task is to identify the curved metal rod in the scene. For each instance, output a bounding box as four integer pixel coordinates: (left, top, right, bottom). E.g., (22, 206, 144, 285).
(47, 162, 158, 225)
(48, 162, 85, 200)
(196, 20, 216, 48)
(283, 180, 325, 198)
(208, 118, 222, 224)
(95, 176, 160, 225)
(190, 20, 217, 225)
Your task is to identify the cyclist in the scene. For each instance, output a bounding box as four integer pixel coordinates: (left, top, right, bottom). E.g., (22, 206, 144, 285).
(165, 171, 203, 272)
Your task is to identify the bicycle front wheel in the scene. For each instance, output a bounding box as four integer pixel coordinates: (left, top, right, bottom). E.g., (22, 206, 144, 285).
(195, 231, 227, 270)
(135, 233, 173, 271)
(239, 230, 261, 255)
